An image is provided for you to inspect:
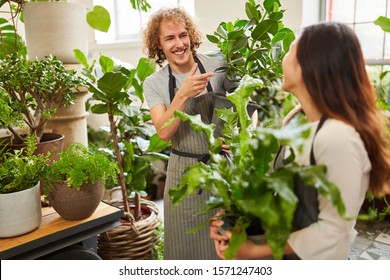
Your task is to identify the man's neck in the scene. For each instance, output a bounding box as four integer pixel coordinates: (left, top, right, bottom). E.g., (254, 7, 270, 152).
(169, 55, 196, 74)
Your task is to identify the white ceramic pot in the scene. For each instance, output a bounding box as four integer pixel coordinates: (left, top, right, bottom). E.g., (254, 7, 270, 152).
(24, 2, 88, 63)
(0, 183, 42, 238)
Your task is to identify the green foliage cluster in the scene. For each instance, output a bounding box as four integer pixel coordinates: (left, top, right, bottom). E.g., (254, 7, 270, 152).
(0, 54, 86, 142)
(44, 143, 119, 191)
(75, 49, 170, 218)
(207, 0, 296, 122)
(0, 135, 49, 194)
(169, 75, 347, 260)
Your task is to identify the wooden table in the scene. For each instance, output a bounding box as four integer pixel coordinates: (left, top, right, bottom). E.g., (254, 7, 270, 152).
(0, 201, 123, 260)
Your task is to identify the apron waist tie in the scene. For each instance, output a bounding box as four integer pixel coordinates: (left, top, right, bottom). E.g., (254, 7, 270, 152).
(171, 149, 210, 195)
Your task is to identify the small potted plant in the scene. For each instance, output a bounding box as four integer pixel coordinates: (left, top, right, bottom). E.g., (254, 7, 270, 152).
(44, 143, 119, 221)
(0, 135, 50, 237)
(0, 53, 86, 153)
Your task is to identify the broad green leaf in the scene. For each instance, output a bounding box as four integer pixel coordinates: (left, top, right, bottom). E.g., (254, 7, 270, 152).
(231, 36, 248, 52)
(207, 34, 219, 44)
(252, 19, 279, 40)
(73, 49, 89, 69)
(374, 16, 390, 33)
(99, 55, 114, 73)
(136, 57, 155, 81)
(86, 5, 111, 32)
(97, 72, 128, 97)
(147, 133, 171, 152)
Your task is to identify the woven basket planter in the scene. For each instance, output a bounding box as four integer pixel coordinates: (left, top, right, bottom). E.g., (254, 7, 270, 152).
(97, 198, 160, 260)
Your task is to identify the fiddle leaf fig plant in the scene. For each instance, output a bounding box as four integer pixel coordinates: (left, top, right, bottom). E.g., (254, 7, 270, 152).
(74, 49, 170, 220)
(206, 0, 296, 123)
(169, 75, 348, 260)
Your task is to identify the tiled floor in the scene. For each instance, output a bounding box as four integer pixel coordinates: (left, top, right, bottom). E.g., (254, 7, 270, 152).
(349, 219, 390, 260)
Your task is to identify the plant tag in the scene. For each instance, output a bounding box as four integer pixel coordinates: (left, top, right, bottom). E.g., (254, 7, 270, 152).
(375, 233, 390, 245)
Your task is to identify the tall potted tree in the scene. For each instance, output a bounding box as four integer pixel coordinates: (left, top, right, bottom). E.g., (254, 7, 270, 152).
(75, 50, 170, 259)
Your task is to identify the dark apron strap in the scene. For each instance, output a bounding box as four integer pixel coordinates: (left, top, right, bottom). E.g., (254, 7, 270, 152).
(309, 115, 327, 165)
(168, 55, 213, 103)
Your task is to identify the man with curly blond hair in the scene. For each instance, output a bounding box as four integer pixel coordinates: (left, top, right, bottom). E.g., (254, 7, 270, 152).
(143, 7, 235, 259)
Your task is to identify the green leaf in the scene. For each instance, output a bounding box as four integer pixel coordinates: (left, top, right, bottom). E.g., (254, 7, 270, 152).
(283, 32, 295, 52)
(231, 36, 248, 52)
(90, 103, 110, 114)
(207, 34, 220, 44)
(86, 5, 111, 32)
(263, 0, 277, 11)
(245, 1, 259, 22)
(73, 49, 89, 69)
(252, 19, 279, 40)
(97, 72, 128, 97)
(147, 133, 171, 152)
(99, 55, 114, 73)
(136, 57, 155, 81)
(374, 16, 390, 33)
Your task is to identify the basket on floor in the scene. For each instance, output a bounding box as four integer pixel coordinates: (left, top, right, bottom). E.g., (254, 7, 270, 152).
(97, 198, 161, 260)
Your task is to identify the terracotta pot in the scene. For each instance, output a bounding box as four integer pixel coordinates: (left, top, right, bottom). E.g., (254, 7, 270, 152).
(48, 180, 104, 221)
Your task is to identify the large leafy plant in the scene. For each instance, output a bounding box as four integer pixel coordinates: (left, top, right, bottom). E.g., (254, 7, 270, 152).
(169, 75, 348, 260)
(0, 53, 85, 143)
(74, 50, 170, 220)
(206, 0, 296, 123)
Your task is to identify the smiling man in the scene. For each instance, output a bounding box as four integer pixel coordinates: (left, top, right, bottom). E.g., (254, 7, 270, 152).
(143, 7, 235, 260)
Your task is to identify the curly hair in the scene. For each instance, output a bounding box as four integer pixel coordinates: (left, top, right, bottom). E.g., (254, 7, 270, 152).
(143, 7, 202, 67)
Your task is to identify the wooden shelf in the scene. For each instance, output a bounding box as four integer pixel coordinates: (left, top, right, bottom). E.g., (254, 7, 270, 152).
(0, 201, 123, 259)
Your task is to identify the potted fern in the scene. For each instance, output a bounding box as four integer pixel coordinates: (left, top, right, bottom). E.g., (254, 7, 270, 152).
(43, 143, 118, 221)
(0, 135, 50, 237)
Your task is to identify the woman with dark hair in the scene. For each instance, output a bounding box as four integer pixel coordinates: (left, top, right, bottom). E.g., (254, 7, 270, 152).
(210, 22, 390, 259)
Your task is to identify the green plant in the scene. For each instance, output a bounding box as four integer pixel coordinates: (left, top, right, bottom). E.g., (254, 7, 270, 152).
(74, 49, 170, 220)
(206, 0, 295, 123)
(0, 135, 49, 194)
(0, 53, 86, 143)
(44, 143, 118, 192)
(169, 75, 348, 260)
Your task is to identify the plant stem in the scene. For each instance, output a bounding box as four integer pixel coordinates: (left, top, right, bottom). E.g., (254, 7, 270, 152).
(134, 192, 141, 221)
(108, 113, 131, 217)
